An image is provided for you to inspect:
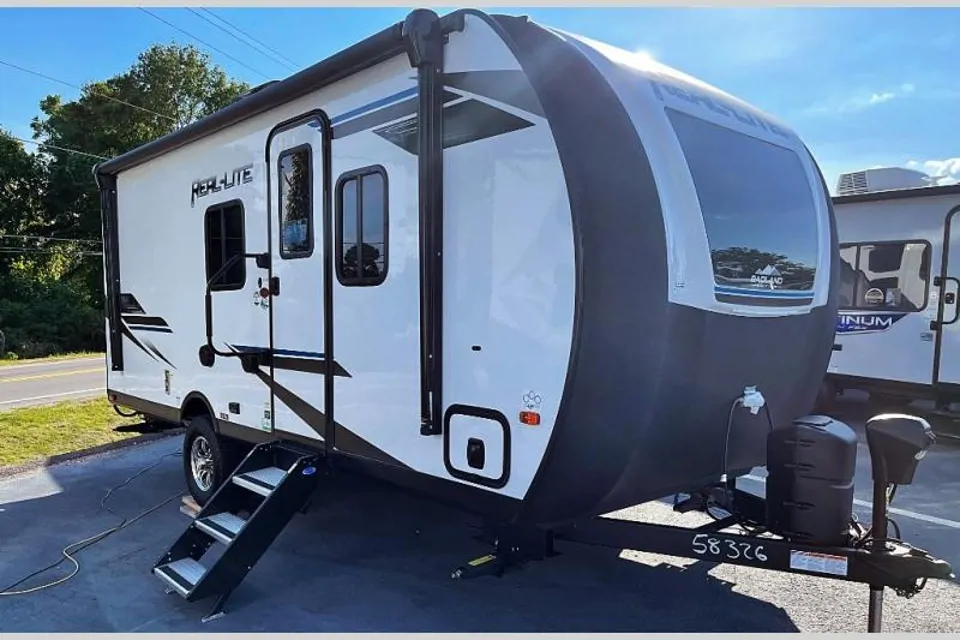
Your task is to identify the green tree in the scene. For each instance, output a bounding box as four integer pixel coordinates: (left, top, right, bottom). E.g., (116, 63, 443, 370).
(0, 43, 250, 358)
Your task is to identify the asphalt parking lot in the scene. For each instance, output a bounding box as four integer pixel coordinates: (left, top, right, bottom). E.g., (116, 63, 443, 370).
(1, 396, 958, 633)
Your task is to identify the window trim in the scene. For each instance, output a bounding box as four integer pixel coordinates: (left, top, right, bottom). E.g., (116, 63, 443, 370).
(838, 238, 932, 313)
(277, 143, 315, 260)
(204, 198, 247, 292)
(334, 164, 389, 287)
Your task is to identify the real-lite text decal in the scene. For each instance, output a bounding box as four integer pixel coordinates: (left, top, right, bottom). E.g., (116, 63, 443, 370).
(191, 164, 254, 207)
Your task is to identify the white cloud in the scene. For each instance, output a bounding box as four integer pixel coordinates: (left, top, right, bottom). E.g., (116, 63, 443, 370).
(803, 82, 916, 116)
(906, 158, 960, 184)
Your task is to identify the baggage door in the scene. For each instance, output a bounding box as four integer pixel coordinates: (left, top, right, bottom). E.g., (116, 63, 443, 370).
(266, 112, 332, 443)
(934, 207, 960, 388)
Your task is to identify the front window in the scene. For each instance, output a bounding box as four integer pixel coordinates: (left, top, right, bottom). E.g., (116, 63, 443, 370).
(666, 107, 821, 306)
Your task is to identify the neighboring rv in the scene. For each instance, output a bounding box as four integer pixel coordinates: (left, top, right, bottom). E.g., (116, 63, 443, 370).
(822, 167, 960, 411)
(89, 9, 953, 626)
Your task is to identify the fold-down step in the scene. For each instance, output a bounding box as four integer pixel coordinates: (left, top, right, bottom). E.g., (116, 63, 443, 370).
(154, 557, 207, 596)
(233, 466, 286, 497)
(195, 511, 247, 545)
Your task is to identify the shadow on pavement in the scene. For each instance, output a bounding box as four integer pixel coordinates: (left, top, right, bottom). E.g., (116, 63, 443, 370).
(0, 435, 799, 633)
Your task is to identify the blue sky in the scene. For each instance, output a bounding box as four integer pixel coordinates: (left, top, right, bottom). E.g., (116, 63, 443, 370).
(0, 6, 957, 192)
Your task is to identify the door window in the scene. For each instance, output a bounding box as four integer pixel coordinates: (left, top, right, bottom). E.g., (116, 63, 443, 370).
(838, 241, 930, 311)
(278, 145, 313, 258)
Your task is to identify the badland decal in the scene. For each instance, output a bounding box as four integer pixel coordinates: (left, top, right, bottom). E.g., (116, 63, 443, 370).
(650, 79, 791, 141)
(751, 265, 784, 289)
(190, 164, 254, 207)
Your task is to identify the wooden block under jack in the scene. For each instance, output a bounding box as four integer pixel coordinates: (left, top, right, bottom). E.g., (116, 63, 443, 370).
(180, 495, 200, 519)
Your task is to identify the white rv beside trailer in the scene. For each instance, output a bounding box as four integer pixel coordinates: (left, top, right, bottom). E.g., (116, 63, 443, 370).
(822, 167, 960, 412)
(91, 8, 952, 626)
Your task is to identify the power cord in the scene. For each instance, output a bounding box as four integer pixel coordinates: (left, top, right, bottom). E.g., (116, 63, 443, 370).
(113, 404, 141, 419)
(0, 449, 183, 597)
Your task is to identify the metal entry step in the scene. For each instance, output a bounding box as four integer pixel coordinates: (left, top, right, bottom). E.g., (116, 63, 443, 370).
(232, 466, 287, 497)
(154, 557, 208, 596)
(195, 512, 247, 545)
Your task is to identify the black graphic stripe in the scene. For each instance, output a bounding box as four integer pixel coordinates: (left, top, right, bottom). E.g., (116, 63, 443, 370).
(374, 98, 534, 155)
(118, 293, 145, 315)
(140, 334, 177, 369)
(128, 325, 173, 334)
(250, 368, 403, 468)
(227, 343, 351, 378)
(120, 323, 166, 365)
(332, 89, 460, 140)
(443, 70, 545, 118)
(121, 315, 169, 327)
(330, 75, 538, 154)
(715, 293, 813, 307)
(119, 323, 153, 359)
(271, 355, 351, 378)
(120, 323, 176, 369)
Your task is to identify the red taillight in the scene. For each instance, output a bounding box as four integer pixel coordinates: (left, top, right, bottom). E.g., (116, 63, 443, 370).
(519, 411, 540, 426)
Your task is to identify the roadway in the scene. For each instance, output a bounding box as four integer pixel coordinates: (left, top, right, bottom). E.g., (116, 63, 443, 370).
(0, 356, 106, 410)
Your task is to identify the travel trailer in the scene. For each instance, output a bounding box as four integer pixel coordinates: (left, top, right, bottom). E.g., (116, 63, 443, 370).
(822, 167, 960, 413)
(93, 8, 952, 630)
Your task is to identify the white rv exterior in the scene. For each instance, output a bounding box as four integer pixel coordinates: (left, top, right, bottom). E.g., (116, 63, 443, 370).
(96, 8, 839, 527)
(824, 167, 960, 409)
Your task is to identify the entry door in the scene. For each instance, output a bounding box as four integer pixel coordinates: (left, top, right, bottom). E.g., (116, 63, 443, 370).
(267, 113, 329, 441)
(935, 208, 960, 386)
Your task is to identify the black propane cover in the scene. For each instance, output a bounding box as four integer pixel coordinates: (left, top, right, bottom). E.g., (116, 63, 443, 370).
(765, 415, 858, 547)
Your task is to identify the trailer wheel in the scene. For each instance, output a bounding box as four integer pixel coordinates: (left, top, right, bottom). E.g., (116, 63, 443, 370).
(182, 414, 243, 506)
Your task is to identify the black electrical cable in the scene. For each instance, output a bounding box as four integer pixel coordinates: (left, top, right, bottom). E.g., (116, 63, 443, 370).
(113, 404, 140, 418)
(0, 449, 182, 596)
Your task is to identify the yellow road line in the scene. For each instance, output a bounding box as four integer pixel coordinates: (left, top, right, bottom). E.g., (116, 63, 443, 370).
(0, 367, 103, 383)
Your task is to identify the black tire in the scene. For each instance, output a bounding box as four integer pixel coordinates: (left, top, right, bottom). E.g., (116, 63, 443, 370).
(182, 413, 245, 506)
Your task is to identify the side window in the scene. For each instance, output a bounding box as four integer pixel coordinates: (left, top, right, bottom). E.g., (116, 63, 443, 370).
(204, 200, 246, 291)
(839, 241, 930, 312)
(335, 166, 388, 286)
(278, 145, 313, 258)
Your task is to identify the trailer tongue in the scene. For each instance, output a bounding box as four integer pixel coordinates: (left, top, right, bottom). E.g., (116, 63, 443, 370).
(451, 412, 953, 633)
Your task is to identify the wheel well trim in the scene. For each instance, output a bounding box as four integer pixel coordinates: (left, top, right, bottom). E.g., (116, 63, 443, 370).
(179, 391, 219, 433)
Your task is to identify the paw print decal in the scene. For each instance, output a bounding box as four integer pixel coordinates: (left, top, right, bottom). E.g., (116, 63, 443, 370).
(523, 391, 542, 411)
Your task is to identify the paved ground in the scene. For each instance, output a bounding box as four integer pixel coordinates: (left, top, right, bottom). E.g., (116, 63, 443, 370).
(0, 396, 958, 633)
(0, 356, 106, 410)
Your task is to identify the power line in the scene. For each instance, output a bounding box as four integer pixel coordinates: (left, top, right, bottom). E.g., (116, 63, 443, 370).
(1, 235, 102, 245)
(185, 7, 299, 73)
(0, 59, 178, 123)
(199, 8, 304, 70)
(0, 248, 103, 256)
(138, 7, 273, 81)
(1, 133, 109, 161)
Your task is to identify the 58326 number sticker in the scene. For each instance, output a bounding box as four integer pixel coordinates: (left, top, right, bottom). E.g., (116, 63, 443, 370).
(691, 533, 768, 562)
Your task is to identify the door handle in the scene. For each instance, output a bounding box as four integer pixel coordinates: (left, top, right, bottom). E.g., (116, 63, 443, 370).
(270, 276, 280, 296)
(932, 276, 960, 330)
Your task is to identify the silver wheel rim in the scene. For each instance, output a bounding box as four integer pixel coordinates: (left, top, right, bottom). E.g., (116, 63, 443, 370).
(190, 436, 215, 492)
